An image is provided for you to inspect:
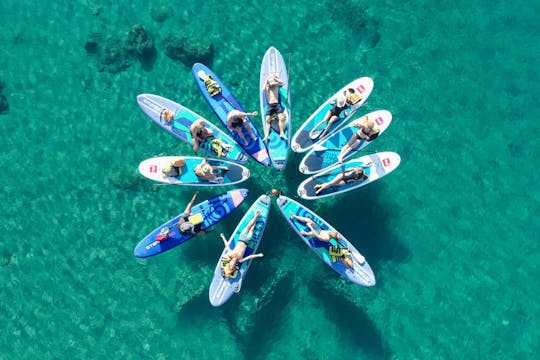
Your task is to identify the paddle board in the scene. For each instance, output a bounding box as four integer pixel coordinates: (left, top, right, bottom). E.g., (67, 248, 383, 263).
(276, 195, 375, 286)
(192, 63, 270, 167)
(299, 110, 392, 174)
(208, 194, 271, 306)
(297, 152, 401, 200)
(133, 189, 249, 258)
(291, 77, 373, 153)
(259, 46, 291, 170)
(137, 94, 247, 163)
(138, 156, 250, 186)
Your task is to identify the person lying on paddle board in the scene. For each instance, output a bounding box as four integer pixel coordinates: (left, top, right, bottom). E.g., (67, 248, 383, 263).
(337, 116, 379, 163)
(262, 73, 287, 141)
(194, 158, 228, 184)
(309, 88, 362, 140)
(226, 109, 258, 145)
(289, 213, 353, 268)
(162, 157, 186, 177)
(314, 167, 368, 195)
(189, 119, 214, 154)
(176, 191, 208, 236)
(219, 211, 264, 279)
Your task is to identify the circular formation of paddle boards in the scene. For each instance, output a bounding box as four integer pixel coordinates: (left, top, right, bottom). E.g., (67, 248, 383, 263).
(133, 46, 402, 306)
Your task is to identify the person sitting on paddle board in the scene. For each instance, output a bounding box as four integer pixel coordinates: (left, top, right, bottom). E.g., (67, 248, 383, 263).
(176, 191, 207, 236)
(309, 88, 361, 140)
(226, 109, 258, 146)
(162, 157, 186, 178)
(314, 167, 368, 195)
(262, 73, 287, 141)
(194, 157, 228, 184)
(337, 116, 379, 163)
(219, 211, 264, 279)
(289, 213, 353, 268)
(190, 119, 214, 154)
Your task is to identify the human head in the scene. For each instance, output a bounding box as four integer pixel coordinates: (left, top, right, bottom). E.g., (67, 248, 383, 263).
(362, 117, 375, 129)
(221, 256, 239, 278)
(162, 109, 174, 121)
(172, 158, 185, 167)
(336, 93, 347, 107)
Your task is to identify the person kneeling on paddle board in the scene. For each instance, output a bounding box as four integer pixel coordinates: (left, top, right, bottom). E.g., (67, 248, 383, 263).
(314, 167, 368, 195)
(189, 119, 214, 154)
(226, 109, 258, 146)
(162, 157, 186, 178)
(337, 116, 379, 163)
(176, 192, 207, 236)
(263, 73, 287, 141)
(289, 213, 354, 268)
(194, 158, 228, 184)
(219, 211, 264, 279)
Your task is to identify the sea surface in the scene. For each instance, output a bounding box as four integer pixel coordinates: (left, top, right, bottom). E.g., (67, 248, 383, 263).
(1, 0, 538, 359)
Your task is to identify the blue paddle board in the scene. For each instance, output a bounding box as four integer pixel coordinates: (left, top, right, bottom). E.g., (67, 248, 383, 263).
(134, 189, 249, 258)
(208, 194, 271, 306)
(192, 63, 270, 167)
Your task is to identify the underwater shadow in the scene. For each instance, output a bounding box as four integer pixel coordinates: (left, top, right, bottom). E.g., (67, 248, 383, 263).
(311, 180, 411, 276)
(229, 271, 295, 360)
(308, 278, 391, 359)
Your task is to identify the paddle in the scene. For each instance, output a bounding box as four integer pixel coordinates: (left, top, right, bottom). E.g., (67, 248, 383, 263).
(312, 143, 378, 154)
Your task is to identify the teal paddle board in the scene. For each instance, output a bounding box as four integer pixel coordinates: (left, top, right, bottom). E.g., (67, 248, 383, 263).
(259, 46, 291, 170)
(299, 110, 392, 174)
(209, 194, 271, 306)
(276, 195, 375, 286)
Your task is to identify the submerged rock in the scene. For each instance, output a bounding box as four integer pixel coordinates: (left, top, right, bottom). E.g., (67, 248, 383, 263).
(162, 33, 214, 67)
(99, 37, 132, 73)
(126, 25, 156, 63)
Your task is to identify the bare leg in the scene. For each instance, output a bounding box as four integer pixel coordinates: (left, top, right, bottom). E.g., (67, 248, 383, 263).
(246, 210, 261, 232)
(233, 127, 249, 145)
(243, 122, 257, 141)
(314, 175, 344, 195)
(263, 116, 271, 141)
(278, 113, 287, 139)
(319, 115, 339, 139)
(309, 111, 332, 137)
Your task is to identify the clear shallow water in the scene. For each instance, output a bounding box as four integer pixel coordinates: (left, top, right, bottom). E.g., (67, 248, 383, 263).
(0, 0, 538, 359)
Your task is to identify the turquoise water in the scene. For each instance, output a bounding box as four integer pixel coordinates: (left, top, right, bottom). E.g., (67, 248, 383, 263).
(1, 0, 539, 358)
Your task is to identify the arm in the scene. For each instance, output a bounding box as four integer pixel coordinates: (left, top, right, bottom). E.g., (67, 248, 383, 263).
(239, 253, 264, 263)
(184, 191, 199, 214)
(220, 233, 233, 251)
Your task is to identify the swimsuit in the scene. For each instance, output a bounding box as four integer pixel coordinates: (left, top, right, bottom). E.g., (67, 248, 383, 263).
(342, 169, 366, 183)
(266, 102, 282, 117)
